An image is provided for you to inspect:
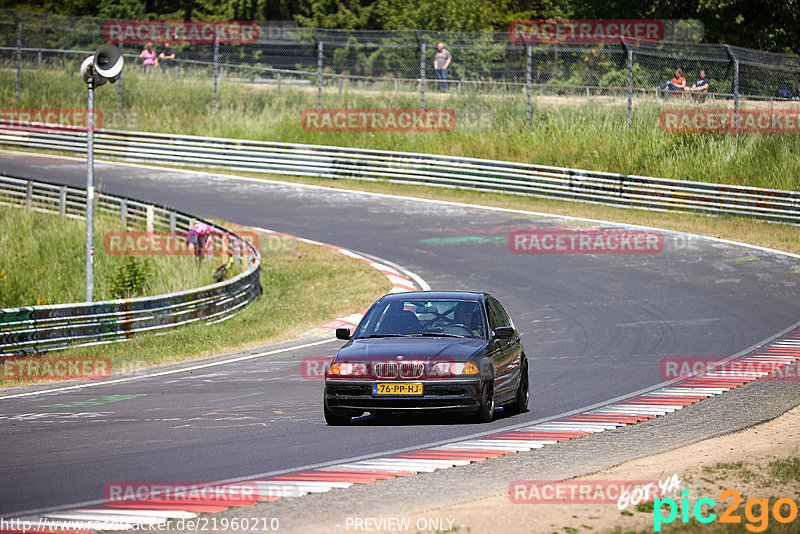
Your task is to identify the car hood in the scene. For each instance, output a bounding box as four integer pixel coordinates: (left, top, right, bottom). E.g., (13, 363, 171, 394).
(336, 337, 487, 361)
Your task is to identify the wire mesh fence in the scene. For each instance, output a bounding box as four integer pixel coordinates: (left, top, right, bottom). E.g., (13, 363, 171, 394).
(2, 9, 800, 130)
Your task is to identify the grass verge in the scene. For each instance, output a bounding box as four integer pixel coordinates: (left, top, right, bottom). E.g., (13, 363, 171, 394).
(0, 219, 391, 389)
(3, 65, 800, 190)
(0, 205, 227, 306)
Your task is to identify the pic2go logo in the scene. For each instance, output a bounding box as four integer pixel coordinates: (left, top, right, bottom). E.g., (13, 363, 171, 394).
(654, 489, 799, 532)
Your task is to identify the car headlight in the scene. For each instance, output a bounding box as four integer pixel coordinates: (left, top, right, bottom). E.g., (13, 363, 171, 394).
(327, 362, 367, 376)
(428, 362, 479, 376)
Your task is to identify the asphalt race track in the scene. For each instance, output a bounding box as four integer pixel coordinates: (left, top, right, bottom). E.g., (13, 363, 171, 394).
(1, 152, 799, 517)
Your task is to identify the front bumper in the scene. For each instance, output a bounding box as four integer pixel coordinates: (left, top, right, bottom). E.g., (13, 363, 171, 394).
(324, 378, 483, 414)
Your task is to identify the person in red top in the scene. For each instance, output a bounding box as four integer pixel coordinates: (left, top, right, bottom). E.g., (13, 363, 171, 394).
(655, 68, 686, 99)
(186, 222, 215, 261)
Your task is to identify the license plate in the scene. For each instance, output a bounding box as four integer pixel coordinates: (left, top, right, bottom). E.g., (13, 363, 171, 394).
(372, 382, 423, 395)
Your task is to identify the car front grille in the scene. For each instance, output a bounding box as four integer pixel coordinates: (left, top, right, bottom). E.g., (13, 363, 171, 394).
(373, 361, 424, 378)
(398, 361, 424, 378)
(373, 362, 398, 378)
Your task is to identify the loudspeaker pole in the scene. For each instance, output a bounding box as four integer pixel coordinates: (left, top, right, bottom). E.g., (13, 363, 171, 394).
(85, 75, 95, 302)
(79, 44, 123, 302)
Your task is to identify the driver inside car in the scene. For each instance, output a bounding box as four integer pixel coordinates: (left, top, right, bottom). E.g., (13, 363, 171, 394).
(453, 302, 482, 337)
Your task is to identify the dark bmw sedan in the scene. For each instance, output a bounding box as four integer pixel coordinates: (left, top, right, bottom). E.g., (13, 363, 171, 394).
(324, 291, 528, 425)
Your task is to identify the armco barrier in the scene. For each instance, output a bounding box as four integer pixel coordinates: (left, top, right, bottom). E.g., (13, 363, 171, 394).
(0, 124, 798, 224)
(0, 175, 261, 355)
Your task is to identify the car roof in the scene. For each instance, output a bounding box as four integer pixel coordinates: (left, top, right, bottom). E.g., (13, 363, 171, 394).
(379, 291, 486, 302)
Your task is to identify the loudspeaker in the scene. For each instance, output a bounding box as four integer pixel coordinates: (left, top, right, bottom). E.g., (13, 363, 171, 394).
(80, 56, 105, 86)
(80, 44, 123, 85)
(93, 44, 123, 82)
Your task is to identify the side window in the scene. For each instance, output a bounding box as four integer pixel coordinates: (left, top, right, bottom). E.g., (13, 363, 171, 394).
(491, 298, 514, 328)
(486, 302, 502, 331)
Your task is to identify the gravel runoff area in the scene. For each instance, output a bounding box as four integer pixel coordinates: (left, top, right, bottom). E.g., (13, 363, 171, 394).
(141, 365, 800, 534)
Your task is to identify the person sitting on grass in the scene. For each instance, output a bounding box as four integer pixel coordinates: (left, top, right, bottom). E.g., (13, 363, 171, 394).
(687, 70, 710, 102)
(655, 68, 686, 99)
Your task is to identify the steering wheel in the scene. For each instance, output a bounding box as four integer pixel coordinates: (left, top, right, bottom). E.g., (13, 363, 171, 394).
(442, 324, 472, 336)
(427, 316, 456, 329)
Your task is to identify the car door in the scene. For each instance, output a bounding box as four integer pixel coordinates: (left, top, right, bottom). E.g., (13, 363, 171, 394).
(494, 297, 523, 375)
(485, 299, 515, 399)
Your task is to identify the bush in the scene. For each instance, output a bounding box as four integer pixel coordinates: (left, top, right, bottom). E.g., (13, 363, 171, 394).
(109, 257, 152, 299)
(597, 63, 646, 88)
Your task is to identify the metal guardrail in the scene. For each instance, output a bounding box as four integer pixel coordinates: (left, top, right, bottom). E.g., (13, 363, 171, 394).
(0, 174, 262, 355)
(1, 124, 798, 224)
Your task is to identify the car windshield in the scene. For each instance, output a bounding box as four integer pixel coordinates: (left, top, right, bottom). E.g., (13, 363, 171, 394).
(353, 299, 485, 339)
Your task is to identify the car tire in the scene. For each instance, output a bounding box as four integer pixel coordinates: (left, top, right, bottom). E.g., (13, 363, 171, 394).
(324, 401, 351, 426)
(505, 360, 529, 415)
(474, 380, 495, 423)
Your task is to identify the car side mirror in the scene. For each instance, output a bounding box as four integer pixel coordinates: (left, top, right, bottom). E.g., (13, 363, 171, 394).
(335, 328, 351, 340)
(493, 326, 514, 339)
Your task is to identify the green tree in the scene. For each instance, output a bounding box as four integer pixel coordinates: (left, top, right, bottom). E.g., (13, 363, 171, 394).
(4, 0, 800, 52)
(96, 0, 147, 19)
(294, 0, 377, 28)
(375, 0, 499, 31)
(496, 0, 576, 27)
(698, 0, 799, 53)
(573, 0, 800, 53)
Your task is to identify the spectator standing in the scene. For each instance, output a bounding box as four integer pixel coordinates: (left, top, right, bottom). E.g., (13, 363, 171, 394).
(655, 68, 686, 99)
(187, 222, 214, 261)
(139, 42, 158, 74)
(159, 42, 177, 76)
(433, 43, 452, 93)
